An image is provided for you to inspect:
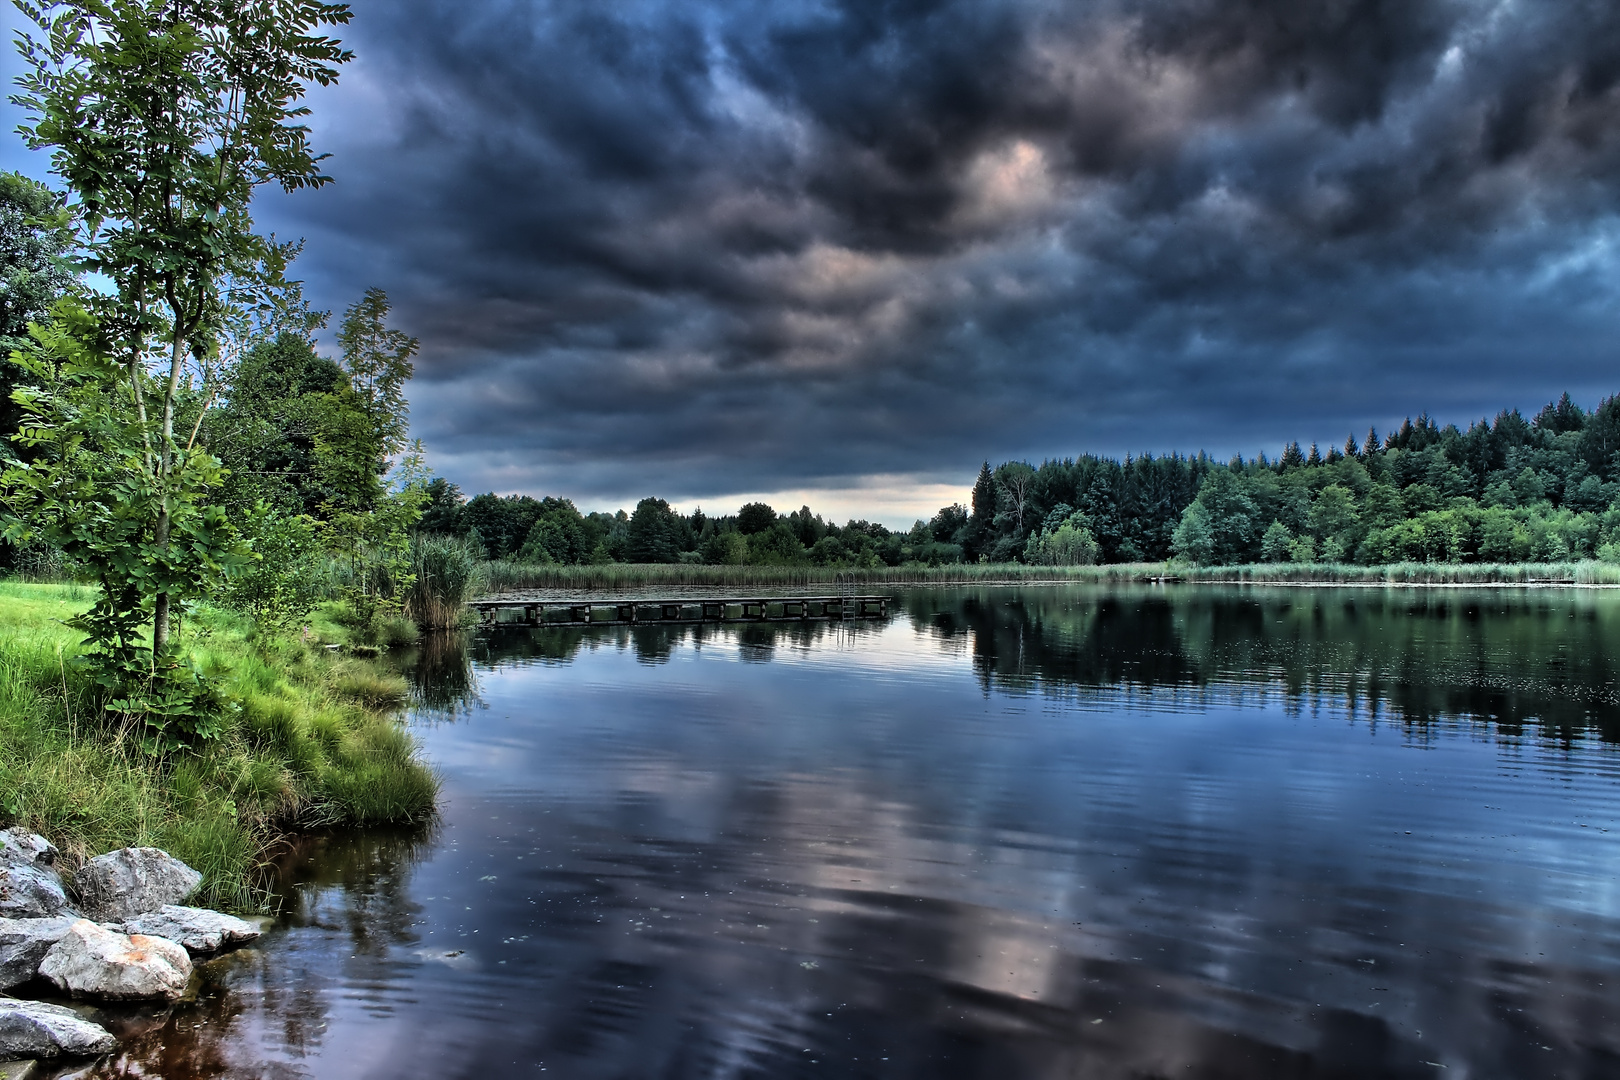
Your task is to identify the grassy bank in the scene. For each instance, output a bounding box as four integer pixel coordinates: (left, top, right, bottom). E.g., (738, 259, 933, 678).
(476, 558, 1620, 593)
(0, 582, 438, 911)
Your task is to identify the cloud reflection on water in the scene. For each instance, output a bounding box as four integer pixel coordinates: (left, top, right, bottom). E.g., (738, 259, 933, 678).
(42, 585, 1620, 1079)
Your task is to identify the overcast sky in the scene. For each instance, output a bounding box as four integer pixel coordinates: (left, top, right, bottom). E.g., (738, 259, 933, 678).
(9, 0, 1620, 525)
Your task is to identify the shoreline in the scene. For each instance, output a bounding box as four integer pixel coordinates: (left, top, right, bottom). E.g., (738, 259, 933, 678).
(0, 583, 438, 913)
(470, 558, 1620, 598)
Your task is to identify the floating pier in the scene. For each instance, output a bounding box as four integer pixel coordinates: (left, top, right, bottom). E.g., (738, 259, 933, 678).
(470, 594, 891, 627)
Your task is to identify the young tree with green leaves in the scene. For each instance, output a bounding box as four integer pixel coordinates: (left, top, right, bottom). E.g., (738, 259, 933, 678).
(319, 290, 425, 631)
(336, 286, 416, 462)
(2, 0, 353, 742)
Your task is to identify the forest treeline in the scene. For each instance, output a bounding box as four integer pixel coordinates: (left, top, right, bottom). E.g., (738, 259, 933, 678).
(424, 393, 1620, 569)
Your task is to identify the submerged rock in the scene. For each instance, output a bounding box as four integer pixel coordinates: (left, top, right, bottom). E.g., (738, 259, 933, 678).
(121, 906, 262, 956)
(38, 920, 192, 1001)
(73, 848, 201, 922)
(0, 998, 116, 1059)
(0, 918, 74, 991)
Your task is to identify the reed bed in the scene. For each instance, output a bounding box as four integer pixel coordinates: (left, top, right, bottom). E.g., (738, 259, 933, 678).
(1175, 560, 1620, 585)
(477, 560, 1165, 593)
(475, 558, 1620, 594)
(405, 533, 483, 628)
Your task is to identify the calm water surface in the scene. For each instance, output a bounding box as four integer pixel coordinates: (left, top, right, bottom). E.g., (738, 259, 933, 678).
(49, 586, 1620, 1079)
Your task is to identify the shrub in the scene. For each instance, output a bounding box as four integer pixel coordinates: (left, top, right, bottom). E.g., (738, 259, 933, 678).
(222, 506, 324, 631)
(1024, 513, 1100, 566)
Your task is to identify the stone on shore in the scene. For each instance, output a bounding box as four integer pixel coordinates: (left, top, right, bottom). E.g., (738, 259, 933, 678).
(121, 906, 262, 956)
(0, 997, 116, 1059)
(73, 848, 201, 922)
(0, 832, 56, 870)
(0, 832, 71, 923)
(0, 919, 74, 991)
(38, 920, 192, 1002)
(0, 866, 69, 922)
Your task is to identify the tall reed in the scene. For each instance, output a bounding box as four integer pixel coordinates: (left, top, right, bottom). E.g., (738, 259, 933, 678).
(474, 558, 1620, 594)
(477, 561, 1165, 593)
(1173, 560, 1620, 585)
(406, 533, 483, 628)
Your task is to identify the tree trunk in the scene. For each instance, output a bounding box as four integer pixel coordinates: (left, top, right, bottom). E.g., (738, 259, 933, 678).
(153, 331, 186, 655)
(152, 587, 170, 654)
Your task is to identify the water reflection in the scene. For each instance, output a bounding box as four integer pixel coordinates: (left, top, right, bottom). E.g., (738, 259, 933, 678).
(35, 586, 1620, 1079)
(46, 827, 436, 1080)
(910, 586, 1620, 740)
(467, 617, 886, 669)
(401, 632, 480, 717)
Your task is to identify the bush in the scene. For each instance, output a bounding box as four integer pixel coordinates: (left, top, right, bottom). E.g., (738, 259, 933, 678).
(222, 506, 324, 631)
(1024, 513, 1100, 566)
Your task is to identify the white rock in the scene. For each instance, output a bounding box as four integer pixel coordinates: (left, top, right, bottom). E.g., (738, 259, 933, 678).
(0, 866, 69, 922)
(72, 848, 201, 922)
(0, 832, 69, 922)
(0, 997, 116, 1059)
(0, 830, 57, 870)
(120, 906, 262, 955)
(38, 919, 192, 1001)
(0, 918, 74, 991)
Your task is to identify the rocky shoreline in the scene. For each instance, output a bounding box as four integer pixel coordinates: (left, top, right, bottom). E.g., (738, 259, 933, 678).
(0, 827, 263, 1068)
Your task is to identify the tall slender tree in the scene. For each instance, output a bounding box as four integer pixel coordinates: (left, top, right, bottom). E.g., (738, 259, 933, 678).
(4, 0, 352, 728)
(336, 287, 416, 463)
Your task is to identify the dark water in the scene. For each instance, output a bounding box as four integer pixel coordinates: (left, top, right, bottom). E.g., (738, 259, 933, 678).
(46, 586, 1620, 1079)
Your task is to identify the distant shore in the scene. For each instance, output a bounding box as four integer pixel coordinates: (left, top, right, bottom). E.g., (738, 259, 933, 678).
(475, 558, 1620, 595)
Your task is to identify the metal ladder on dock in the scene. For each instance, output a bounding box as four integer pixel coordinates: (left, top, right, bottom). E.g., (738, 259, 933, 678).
(837, 572, 855, 620)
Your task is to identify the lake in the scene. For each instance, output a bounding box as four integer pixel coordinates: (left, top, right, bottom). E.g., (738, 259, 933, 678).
(52, 585, 1620, 1079)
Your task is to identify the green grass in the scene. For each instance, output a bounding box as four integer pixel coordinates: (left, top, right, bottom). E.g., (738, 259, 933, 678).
(476, 559, 1620, 594)
(0, 582, 439, 912)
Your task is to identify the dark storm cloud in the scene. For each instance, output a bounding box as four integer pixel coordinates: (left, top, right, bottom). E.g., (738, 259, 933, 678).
(258, 0, 1620, 514)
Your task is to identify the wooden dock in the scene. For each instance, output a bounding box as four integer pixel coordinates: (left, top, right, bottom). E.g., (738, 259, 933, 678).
(470, 594, 891, 627)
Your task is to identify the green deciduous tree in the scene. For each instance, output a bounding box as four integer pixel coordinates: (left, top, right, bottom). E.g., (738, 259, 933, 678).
(735, 502, 776, 535)
(0, 171, 76, 446)
(206, 329, 342, 516)
(1260, 520, 1294, 563)
(3, 0, 351, 742)
(10, 0, 353, 656)
(319, 293, 425, 629)
(336, 286, 416, 461)
(994, 462, 1036, 540)
(1023, 510, 1099, 566)
(4, 304, 251, 748)
(626, 497, 682, 563)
